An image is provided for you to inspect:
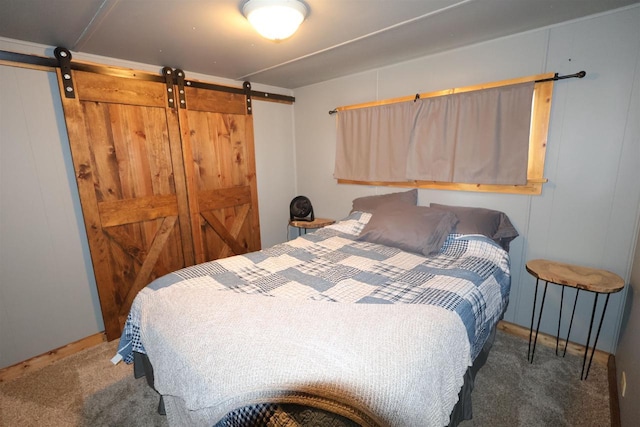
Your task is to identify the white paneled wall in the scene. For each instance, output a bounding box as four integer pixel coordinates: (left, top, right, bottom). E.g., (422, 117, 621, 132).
(0, 66, 103, 368)
(0, 42, 296, 368)
(252, 100, 297, 247)
(0, 6, 637, 368)
(293, 6, 640, 353)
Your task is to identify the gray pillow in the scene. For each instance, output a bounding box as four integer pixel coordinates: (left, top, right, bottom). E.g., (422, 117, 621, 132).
(429, 203, 518, 251)
(357, 203, 458, 256)
(351, 189, 417, 214)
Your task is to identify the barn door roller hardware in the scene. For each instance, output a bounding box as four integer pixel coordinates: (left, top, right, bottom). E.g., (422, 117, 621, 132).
(161, 68, 188, 109)
(1, 47, 295, 107)
(175, 69, 187, 109)
(54, 47, 75, 98)
(244, 81, 253, 115)
(162, 67, 176, 108)
(179, 75, 294, 112)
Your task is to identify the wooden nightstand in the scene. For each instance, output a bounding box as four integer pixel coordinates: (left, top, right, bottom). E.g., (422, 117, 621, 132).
(289, 218, 335, 237)
(525, 259, 624, 380)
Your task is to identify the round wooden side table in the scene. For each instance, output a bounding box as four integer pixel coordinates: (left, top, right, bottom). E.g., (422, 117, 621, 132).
(289, 218, 335, 237)
(525, 258, 624, 380)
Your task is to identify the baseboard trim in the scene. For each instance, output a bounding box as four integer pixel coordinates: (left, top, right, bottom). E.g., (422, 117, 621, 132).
(497, 320, 610, 366)
(608, 354, 622, 427)
(0, 332, 106, 383)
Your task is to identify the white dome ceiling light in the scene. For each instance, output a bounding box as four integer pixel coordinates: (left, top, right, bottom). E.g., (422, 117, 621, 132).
(243, 0, 308, 41)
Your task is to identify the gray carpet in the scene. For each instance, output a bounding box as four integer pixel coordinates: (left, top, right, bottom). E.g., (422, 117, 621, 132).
(0, 330, 609, 426)
(0, 341, 166, 427)
(459, 331, 610, 426)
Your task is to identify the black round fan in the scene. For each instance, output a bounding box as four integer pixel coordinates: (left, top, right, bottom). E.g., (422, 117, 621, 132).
(289, 196, 314, 222)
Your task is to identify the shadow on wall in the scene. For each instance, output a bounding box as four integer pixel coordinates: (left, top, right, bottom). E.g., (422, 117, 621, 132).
(617, 285, 634, 344)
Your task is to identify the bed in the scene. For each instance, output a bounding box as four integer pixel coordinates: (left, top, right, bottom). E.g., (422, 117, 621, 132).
(116, 191, 517, 427)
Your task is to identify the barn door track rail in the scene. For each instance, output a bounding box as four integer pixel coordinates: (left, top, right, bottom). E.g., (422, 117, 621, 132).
(0, 47, 295, 111)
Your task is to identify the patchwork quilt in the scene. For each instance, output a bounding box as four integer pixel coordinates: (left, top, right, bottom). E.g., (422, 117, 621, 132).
(115, 211, 511, 426)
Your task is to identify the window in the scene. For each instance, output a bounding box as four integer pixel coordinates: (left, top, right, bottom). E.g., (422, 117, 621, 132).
(334, 73, 555, 195)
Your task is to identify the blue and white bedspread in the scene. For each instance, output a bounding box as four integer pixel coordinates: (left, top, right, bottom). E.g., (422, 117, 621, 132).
(115, 211, 511, 426)
(117, 211, 510, 364)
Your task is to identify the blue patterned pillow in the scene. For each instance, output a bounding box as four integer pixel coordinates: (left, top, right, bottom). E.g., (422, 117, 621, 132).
(429, 203, 518, 251)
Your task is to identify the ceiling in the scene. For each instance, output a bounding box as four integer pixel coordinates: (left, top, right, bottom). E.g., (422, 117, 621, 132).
(1, 0, 637, 89)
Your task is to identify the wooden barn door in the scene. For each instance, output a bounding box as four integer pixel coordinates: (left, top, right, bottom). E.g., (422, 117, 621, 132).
(56, 69, 195, 340)
(56, 62, 262, 340)
(178, 81, 261, 263)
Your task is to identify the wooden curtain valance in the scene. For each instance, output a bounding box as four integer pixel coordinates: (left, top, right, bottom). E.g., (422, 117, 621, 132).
(331, 72, 585, 195)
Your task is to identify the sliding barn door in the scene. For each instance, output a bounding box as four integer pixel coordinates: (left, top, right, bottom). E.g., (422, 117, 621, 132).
(56, 70, 195, 340)
(57, 65, 262, 340)
(178, 85, 261, 264)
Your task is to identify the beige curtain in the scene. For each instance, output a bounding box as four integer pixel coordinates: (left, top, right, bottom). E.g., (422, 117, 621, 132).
(335, 81, 535, 185)
(335, 102, 417, 182)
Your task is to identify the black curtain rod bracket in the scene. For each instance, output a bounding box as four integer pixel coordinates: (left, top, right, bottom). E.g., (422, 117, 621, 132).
(535, 70, 586, 83)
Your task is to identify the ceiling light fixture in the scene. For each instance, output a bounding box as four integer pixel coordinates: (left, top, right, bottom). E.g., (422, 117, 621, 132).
(243, 0, 308, 41)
